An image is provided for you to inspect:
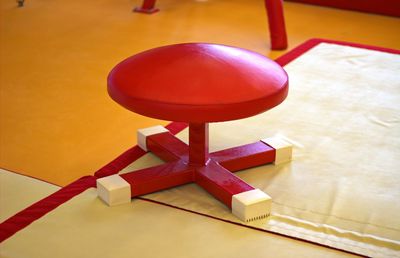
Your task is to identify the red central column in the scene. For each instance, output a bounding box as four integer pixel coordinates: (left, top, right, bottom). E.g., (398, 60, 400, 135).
(140, 0, 156, 9)
(189, 123, 209, 166)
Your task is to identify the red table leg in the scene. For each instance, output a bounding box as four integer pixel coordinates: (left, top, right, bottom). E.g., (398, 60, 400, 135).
(264, 0, 288, 50)
(134, 0, 160, 14)
(195, 161, 255, 208)
(120, 161, 194, 196)
(147, 132, 189, 162)
(211, 141, 276, 172)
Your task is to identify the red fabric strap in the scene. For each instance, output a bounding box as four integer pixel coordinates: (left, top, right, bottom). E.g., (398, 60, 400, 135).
(285, 0, 400, 17)
(94, 121, 187, 178)
(0, 176, 97, 242)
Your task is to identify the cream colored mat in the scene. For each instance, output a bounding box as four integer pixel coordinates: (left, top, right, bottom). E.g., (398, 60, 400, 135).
(119, 43, 400, 257)
(0, 169, 60, 222)
(0, 188, 358, 258)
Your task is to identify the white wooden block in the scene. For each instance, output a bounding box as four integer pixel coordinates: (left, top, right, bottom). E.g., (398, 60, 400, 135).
(261, 137, 293, 165)
(137, 125, 169, 151)
(97, 175, 131, 206)
(232, 189, 272, 222)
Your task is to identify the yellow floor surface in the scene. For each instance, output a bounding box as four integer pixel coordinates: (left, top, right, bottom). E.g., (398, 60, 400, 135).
(1, 0, 399, 186)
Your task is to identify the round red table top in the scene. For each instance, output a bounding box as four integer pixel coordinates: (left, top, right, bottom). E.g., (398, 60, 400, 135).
(108, 43, 288, 123)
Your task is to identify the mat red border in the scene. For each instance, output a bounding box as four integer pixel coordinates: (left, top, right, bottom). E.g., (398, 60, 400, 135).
(275, 38, 400, 66)
(285, 0, 400, 17)
(1, 39, 398, 256)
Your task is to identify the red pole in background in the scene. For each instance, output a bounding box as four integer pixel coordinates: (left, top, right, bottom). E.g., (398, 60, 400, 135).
(264, 0, 288, 50)
(134, 0, 159, 14)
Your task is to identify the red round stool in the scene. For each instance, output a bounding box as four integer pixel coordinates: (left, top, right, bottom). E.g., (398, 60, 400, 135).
(97, 43, 292, 222)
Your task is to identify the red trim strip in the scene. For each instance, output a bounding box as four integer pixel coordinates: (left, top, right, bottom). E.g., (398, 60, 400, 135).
(285, 0, 400, 17)
(0, 176, 96, 242)
(1, 39, 397, 252)
(164, 121, 188, 135)
(275, 38, 400, 67)
(94, 146, 146, 178)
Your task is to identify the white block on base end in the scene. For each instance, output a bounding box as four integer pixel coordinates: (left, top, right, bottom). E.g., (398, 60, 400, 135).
(232, 189, 272, 222)
(137, 125, 169, 151)
(97, 175, 131, 206)
(261, 137, 293, 165)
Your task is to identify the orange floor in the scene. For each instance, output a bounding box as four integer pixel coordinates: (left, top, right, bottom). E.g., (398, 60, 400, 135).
(1, 0, 399, 186)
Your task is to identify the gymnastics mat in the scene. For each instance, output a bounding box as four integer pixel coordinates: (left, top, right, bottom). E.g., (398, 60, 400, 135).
(99, 39, 400, 257)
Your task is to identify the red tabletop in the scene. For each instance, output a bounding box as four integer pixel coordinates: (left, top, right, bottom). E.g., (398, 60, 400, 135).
(108, 43, 288, 122)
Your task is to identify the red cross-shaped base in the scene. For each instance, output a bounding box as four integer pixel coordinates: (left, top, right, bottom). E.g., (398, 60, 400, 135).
(97, 123, 292, 222)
